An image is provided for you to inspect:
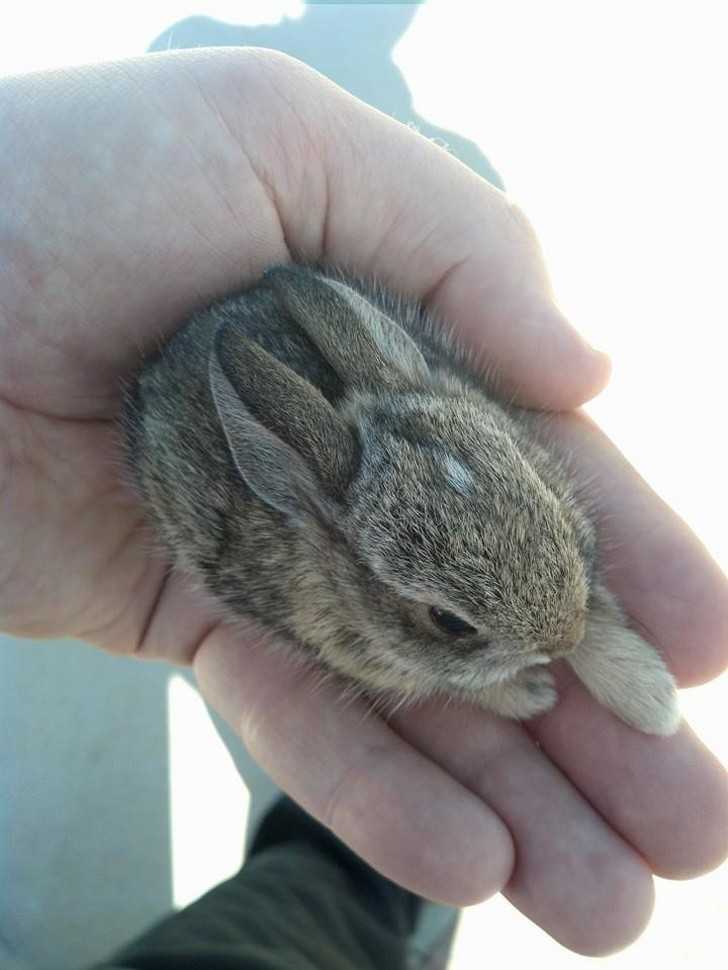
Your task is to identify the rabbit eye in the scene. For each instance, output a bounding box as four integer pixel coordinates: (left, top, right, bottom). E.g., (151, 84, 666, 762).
(429, 606, 476, 637)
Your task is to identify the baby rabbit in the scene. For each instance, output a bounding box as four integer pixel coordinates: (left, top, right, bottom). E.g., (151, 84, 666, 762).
(122, 264, 679, 735)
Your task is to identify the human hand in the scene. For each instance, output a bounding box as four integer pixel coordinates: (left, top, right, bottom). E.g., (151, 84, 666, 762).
(1, 49, 725, 956)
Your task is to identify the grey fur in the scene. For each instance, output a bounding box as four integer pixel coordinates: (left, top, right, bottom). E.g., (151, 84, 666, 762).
(121, 264, 679, 734)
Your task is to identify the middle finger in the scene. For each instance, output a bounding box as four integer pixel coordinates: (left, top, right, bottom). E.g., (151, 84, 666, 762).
(392, 701, 654, 956)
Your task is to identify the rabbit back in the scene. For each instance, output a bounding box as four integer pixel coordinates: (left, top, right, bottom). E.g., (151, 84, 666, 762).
(122, 286, 346, 637)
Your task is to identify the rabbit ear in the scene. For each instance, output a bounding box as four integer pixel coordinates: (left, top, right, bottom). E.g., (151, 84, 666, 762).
(264, 265, 430, 390)
(210, 327, 357, 518)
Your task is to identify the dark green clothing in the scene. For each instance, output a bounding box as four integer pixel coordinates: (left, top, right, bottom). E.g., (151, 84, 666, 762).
(93, 798, 454, 970)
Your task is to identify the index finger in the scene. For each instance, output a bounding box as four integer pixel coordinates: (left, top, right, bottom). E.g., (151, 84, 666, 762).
(194, 621, 515, 907)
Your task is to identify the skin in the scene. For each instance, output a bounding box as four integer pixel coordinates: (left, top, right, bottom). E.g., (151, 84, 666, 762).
(1, 48, 726, 956)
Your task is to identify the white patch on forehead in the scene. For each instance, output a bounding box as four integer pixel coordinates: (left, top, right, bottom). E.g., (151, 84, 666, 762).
(441, 454, 475, 496)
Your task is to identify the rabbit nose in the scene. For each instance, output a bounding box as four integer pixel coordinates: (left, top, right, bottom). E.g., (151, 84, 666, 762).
(550, 613, 586, 657)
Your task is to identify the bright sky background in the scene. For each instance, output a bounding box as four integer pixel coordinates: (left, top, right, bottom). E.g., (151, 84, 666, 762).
(4, 3, 726, 967)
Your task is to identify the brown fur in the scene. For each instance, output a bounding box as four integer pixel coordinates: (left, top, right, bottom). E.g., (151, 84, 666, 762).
(121, 265, 679, 734)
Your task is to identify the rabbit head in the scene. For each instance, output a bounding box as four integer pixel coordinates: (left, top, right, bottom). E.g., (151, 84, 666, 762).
(210, 266, 594, 702)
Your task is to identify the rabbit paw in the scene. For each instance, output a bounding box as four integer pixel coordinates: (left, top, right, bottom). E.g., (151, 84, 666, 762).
(568, 617, 681, 736)
(475, 666, 558, 720)
(610, 661, 680, 736)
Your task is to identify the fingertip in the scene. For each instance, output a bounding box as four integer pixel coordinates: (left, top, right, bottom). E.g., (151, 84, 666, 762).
(432, 804, 516, 907)
(649, 723, 728, 880)
(677, 617, 728, 688)
(580, 343, 613, 400)
(548, 858, 655, 957)
(509, 309, 613, 410)
(329, 755, 516, 907)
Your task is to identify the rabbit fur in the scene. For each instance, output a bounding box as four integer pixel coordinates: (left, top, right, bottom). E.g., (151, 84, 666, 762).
(121, 264, 679, 735)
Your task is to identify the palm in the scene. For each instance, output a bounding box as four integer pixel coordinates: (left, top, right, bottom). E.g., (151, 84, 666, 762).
(0, 404, 188, 653)
(1, 50, 725, 957)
